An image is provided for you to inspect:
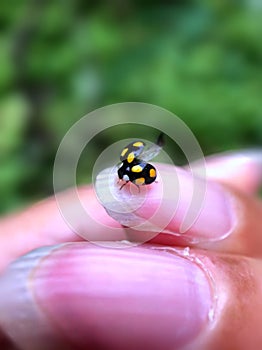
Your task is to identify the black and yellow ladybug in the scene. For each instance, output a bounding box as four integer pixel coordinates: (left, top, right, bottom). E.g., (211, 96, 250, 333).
(117, 133, 164, 190)
(118, 160, 157, 189)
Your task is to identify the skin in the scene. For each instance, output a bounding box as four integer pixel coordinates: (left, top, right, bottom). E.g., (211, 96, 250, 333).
(0, 151, 262, 350)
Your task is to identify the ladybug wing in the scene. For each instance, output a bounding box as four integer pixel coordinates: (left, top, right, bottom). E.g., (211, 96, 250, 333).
(139, 133, 164, 162)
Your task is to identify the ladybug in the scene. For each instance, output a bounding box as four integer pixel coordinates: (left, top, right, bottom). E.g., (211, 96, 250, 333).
(117, 133, 164, 190)
(118, 160, 157, 189)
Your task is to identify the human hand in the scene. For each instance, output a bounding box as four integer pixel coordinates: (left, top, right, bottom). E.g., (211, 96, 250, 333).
(0, 151, 262, 350)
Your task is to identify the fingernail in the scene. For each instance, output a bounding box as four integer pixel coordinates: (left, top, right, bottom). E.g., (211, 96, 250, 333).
(35, 244, 212, 349)
(0, 243, 213, 350)
(96, 165, 235, 243)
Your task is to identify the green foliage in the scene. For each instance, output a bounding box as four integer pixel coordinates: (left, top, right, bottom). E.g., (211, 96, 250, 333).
(0, 0, 262, 213)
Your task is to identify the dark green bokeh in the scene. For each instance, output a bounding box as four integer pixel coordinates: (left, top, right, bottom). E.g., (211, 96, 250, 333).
(0, 0, 262, 213)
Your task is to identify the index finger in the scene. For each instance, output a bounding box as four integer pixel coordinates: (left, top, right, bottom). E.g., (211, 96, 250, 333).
(1, 151, 261, 271)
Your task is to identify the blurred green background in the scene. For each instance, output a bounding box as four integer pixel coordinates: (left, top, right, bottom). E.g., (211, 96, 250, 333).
(0, 0, 262, 214)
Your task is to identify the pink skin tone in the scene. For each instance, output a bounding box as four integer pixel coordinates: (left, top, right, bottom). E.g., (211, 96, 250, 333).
(0, 151, 262, 349)
(112, 165, 233, 240)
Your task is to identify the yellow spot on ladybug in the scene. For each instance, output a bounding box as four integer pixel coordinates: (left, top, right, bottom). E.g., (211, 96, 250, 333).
(135, 177, 145, 185)
(133, 141, 144, 147)
(121, 148, 128, 157)
(131, 165, 143, 173)
(149, 168, 156, 178)
(127, 152, 135, 163)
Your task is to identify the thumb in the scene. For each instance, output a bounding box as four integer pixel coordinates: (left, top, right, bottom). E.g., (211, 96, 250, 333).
(1, 243, 262, 350)
(0, 243, 210, 350)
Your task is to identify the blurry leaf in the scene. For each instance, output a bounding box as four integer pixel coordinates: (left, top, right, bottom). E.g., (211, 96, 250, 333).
(0, 94, 29, 156)
(0, 36, 14, 91)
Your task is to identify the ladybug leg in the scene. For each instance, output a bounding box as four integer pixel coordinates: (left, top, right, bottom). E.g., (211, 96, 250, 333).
(135, 184, 141, 193)
(119, 181, 128, 190)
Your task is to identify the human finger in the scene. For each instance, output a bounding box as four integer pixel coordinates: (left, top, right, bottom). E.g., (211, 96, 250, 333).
(0, 242, 262, 350)
(192, 149, 262, 194)
(1, 150, 261, 271)
(96, 163, 262, 256)
(0, 186, 123, 272)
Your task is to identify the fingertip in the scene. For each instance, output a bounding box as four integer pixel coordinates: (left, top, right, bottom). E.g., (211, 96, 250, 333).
(96, 165, 233, 245)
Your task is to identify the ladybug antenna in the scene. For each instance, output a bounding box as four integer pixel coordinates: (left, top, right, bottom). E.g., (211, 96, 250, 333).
(156, 132, 165, 147)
